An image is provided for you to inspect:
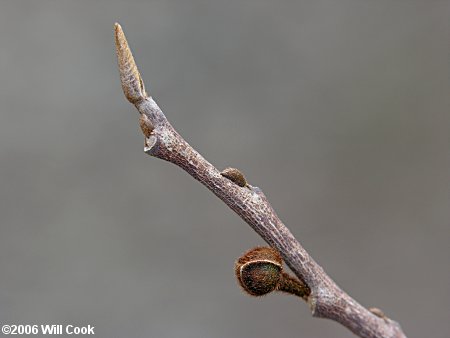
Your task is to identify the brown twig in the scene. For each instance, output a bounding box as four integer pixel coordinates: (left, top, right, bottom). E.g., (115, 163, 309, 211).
(114, 23, 407, 338)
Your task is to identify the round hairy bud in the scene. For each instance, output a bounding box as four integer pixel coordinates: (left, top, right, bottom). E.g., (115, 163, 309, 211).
(235, 247, 283, 296)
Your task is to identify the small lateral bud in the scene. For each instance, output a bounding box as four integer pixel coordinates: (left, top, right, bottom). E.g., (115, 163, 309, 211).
(139, 113, 154, 137)
(369, 308, 389, 322)
(221, 167, 248, 187)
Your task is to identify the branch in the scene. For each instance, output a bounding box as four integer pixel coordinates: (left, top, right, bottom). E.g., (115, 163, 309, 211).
(114, 23, 407, 338)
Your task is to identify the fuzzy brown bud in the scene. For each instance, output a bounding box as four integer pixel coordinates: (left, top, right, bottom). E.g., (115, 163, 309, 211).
(235, 247, 282, 296)
(235, 247, 310, 299)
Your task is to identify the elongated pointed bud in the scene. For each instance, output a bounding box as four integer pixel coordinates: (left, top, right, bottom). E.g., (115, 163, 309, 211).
(114, 23, 147, 104)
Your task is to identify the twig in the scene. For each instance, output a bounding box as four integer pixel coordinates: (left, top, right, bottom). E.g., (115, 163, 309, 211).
(114, 23, 407, 338)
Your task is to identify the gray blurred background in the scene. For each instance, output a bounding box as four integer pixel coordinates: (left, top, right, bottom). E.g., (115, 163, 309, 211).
(0, 1, 449, 337)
